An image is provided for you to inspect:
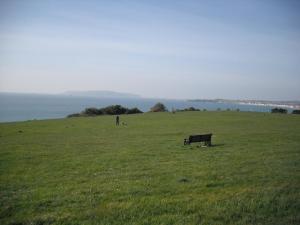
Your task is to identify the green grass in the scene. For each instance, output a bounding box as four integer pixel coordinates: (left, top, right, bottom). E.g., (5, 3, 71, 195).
(0, 111, 299, 225)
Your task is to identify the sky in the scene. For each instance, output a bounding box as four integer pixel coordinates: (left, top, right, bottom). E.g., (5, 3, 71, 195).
(0, 0, 299, 100)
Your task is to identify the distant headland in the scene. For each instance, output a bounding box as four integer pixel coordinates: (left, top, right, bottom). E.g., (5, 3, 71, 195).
(62, 90, 141, 98)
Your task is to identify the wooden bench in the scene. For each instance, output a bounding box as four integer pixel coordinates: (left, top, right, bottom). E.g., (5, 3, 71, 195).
(184, 134, 212, 146)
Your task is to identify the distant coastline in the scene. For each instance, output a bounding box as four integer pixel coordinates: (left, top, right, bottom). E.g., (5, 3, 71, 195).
(188, 99, 300, 109)
(1, 92, 299, 122)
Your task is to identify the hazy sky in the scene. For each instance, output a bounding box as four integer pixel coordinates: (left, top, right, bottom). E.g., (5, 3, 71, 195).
(0, 0, 299, 100)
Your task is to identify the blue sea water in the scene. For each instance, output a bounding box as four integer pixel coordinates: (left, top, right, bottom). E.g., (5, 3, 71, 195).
(0, 93, 275, 122)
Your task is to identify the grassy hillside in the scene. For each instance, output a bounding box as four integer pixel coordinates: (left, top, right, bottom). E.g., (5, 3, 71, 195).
(0, 112, 299, 225)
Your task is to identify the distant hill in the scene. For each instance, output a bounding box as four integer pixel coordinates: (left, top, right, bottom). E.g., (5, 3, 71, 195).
(62, 90, 141, 98)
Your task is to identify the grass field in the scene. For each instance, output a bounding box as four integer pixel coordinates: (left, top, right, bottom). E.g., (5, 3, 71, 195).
(0, 111, 299, 225)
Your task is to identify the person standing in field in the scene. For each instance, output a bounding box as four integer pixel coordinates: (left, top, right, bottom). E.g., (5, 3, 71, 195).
(116, 115, 120, 126)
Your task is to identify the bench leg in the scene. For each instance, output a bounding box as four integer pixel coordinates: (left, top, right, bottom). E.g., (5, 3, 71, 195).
(184, 139, 188, 145)
(203, 140, 211, 146)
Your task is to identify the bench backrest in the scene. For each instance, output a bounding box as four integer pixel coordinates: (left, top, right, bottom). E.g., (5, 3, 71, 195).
(189, 134, 212, 142)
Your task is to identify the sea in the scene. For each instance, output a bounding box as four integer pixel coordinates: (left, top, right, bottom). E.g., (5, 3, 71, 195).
(0, 93, 277, 123)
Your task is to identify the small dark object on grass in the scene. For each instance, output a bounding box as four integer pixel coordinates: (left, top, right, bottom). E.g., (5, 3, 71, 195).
(178, 178, 189, 183)
(184, 134, 212, 146)
(206, 183, 224, 188)
(18, 130, 23, 133)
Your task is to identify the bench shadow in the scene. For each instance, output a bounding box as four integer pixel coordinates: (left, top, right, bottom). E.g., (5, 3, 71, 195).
(183, 143, 225, 149)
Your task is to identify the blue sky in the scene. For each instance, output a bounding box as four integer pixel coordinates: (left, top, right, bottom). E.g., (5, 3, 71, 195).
(0, 0, 299, 100)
